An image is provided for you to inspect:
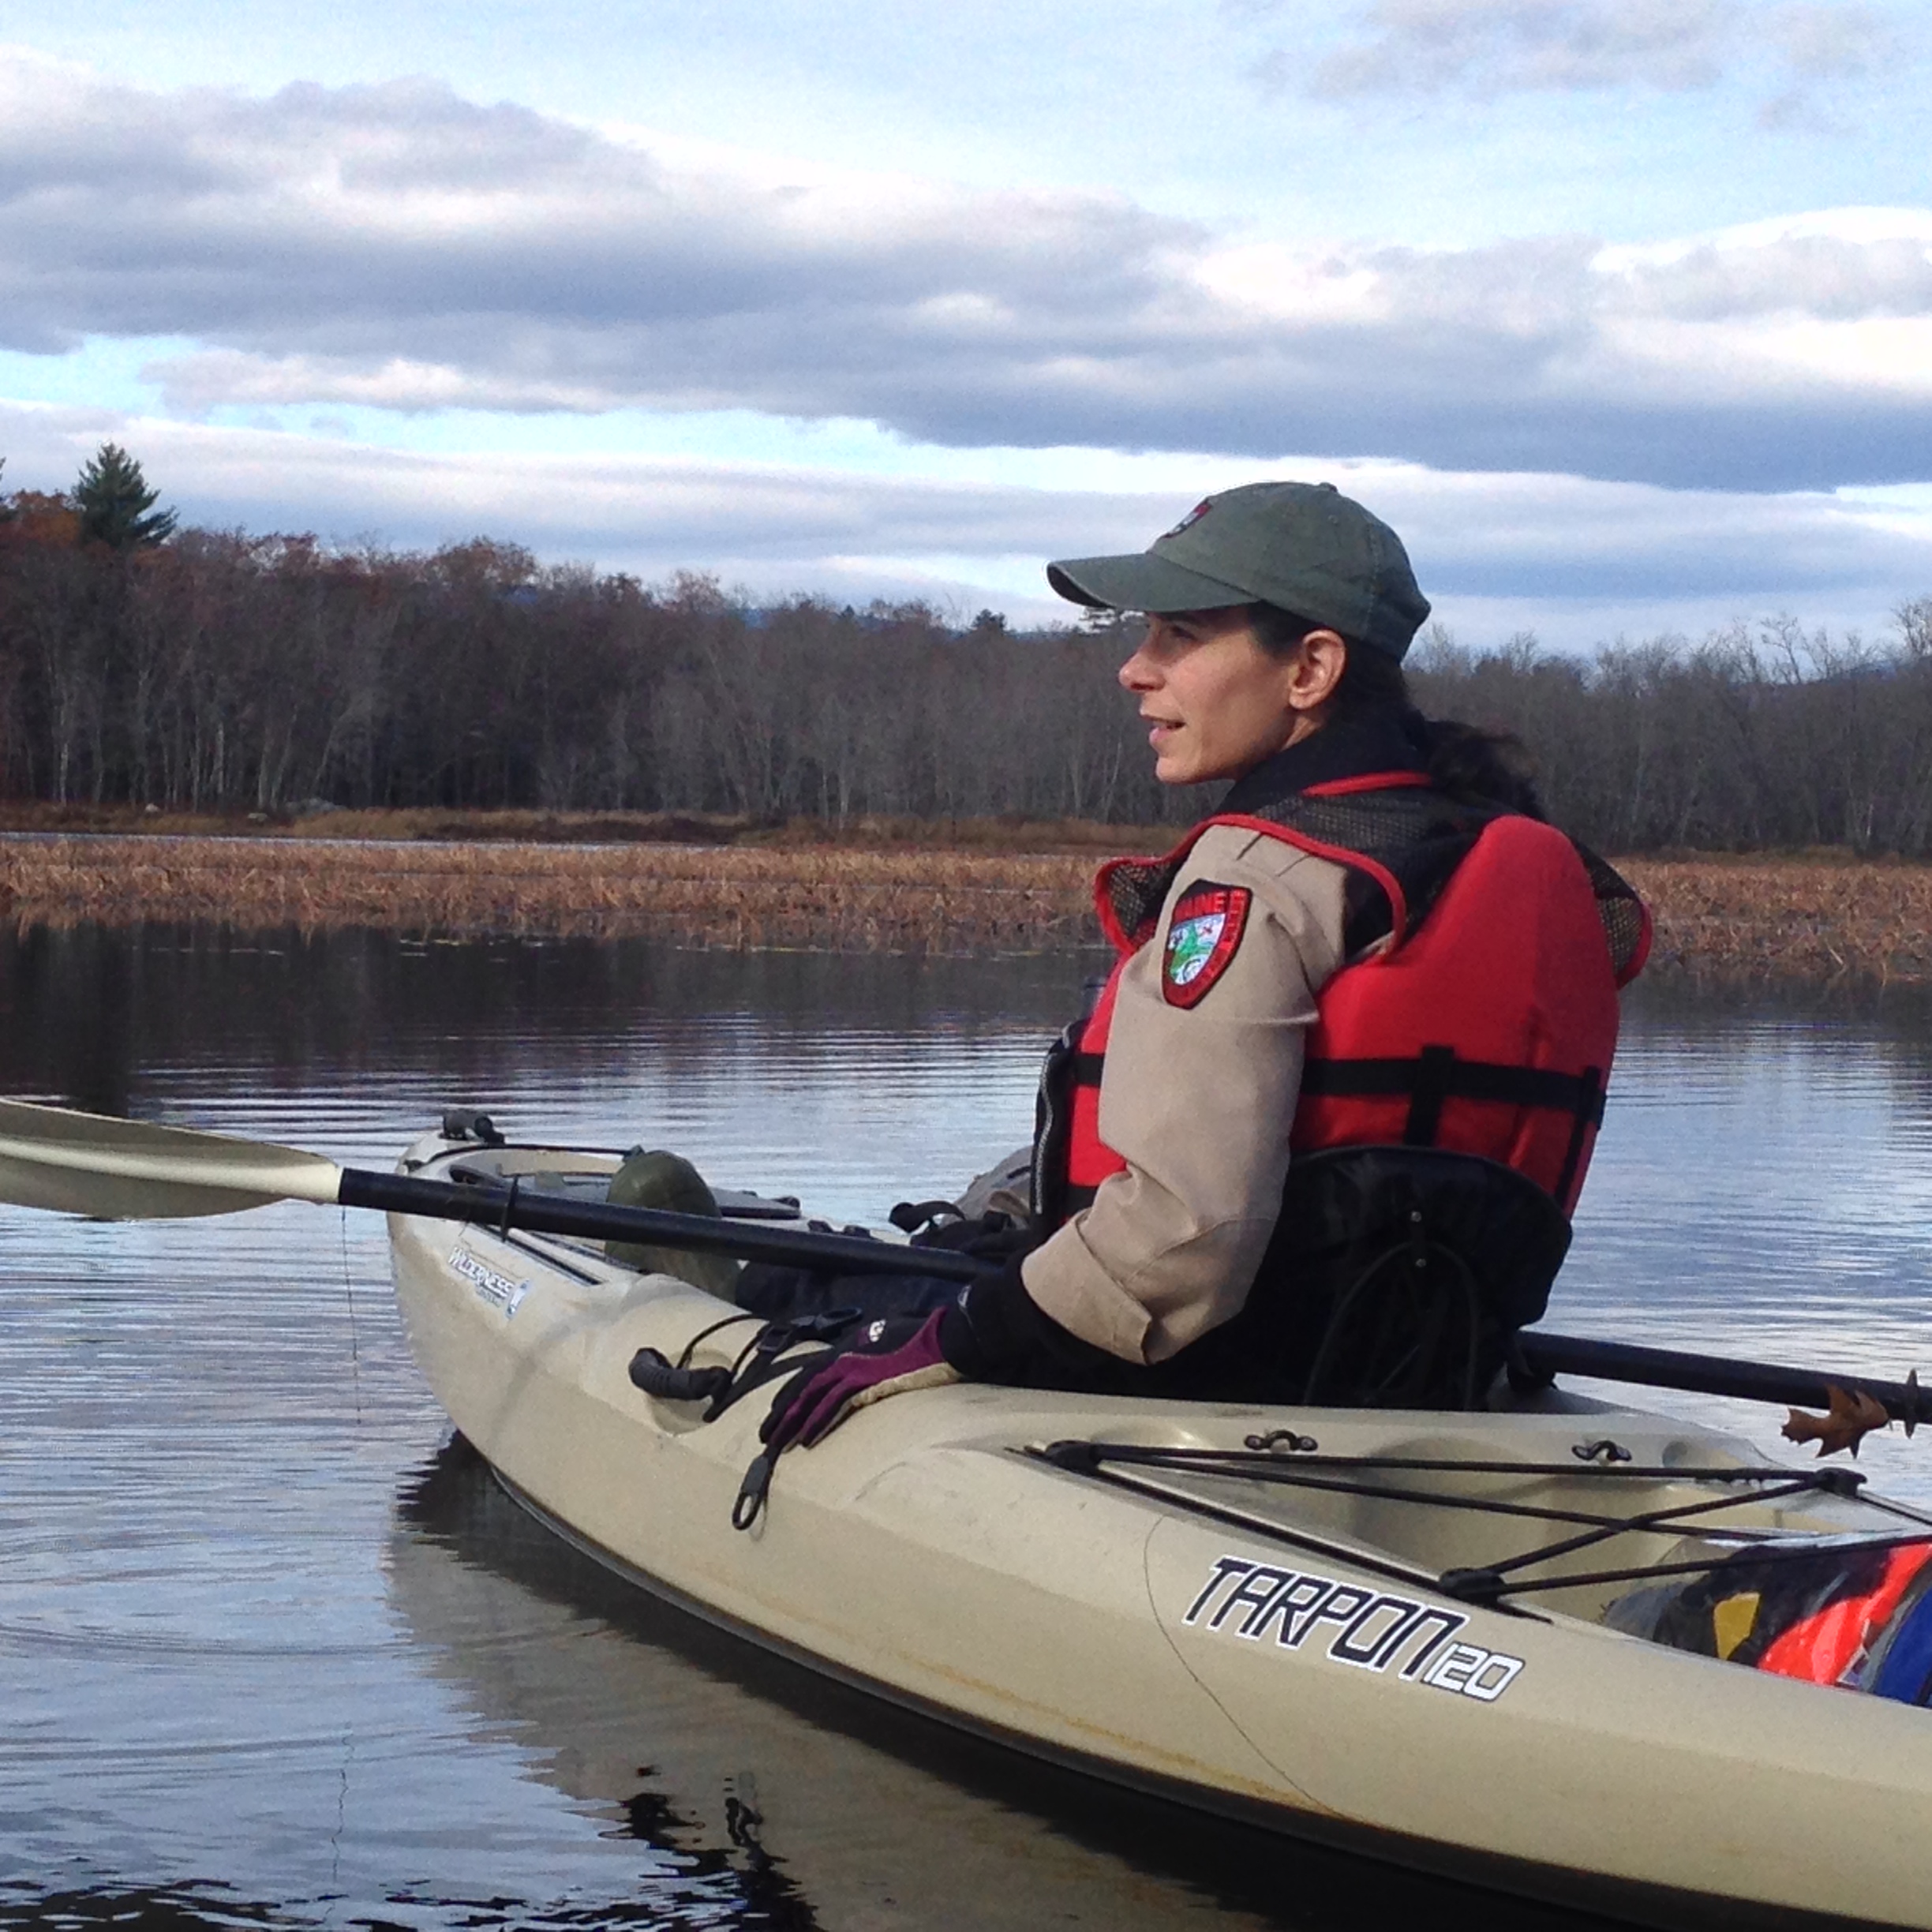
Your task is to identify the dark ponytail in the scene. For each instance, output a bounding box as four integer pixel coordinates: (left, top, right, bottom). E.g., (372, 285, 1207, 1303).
(1249, 605, 1544, 819)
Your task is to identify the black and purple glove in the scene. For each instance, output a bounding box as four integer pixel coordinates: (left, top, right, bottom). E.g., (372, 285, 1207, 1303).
(731, 1265, 1121, 1530)
(759, 1309, 962, 1455)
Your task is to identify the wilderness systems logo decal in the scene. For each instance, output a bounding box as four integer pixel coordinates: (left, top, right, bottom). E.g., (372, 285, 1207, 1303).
(449, 1243, 530, 1319)
(1183, 1555, 1525, 1702)
(1163, 883, 1251, 1009)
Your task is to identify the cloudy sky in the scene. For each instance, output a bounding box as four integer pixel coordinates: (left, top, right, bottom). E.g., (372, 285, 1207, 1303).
(2, 0, 1929, 646)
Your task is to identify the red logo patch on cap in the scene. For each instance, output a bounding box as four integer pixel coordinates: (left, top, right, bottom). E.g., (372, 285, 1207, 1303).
(1162, 882, 1251, 1008)
(1163, 498, 1213, 540)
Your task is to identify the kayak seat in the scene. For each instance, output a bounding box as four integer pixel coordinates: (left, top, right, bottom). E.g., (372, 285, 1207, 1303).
(604, 1148, 743, 1300)
(1152, 1147, 1572, 1409)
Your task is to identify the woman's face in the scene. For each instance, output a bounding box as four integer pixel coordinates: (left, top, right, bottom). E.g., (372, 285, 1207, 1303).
(1118, 608, 1333, 786)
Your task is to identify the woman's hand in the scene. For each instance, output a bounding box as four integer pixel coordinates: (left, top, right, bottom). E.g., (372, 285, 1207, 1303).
(759, 1309, 961, 1454)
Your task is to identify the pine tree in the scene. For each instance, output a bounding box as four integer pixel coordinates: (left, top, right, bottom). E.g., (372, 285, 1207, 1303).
(73, 443, 178, 550)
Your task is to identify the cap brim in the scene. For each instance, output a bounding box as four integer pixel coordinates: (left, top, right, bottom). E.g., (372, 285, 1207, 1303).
(1046, 552, 1253, 614)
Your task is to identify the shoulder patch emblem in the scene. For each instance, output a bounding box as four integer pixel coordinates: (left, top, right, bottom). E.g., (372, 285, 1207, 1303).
(1162, 882, 1252, 1007)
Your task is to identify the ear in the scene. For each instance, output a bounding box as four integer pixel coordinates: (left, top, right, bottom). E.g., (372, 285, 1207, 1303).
(1285, 630, 1348, 713)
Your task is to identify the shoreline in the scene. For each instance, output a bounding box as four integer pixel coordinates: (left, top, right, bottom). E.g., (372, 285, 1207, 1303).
(0, 830, 1099, 954)
(0, 803, 1142, 852)
(5, 826, 1932, 981)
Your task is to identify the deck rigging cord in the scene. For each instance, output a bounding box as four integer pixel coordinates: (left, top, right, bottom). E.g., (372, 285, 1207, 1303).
(1034, 1438, 1932, 1607)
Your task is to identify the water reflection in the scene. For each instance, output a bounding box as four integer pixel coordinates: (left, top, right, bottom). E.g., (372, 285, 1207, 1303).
(0, 924, 1077, 1218)
(6, 925, 1932, 1926)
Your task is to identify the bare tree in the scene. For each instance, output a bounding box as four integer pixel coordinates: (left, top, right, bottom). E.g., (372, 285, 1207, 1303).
(2, 488, 1930, 852)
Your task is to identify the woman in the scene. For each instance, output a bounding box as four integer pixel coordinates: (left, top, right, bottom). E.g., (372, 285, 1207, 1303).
(761, 481, 1649, 1455)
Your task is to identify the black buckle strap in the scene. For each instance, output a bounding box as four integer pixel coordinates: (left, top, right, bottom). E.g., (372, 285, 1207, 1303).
(1403, 1043, 1455, 1146)
(1552, 1065, 1603, 1205)
(1300, 1050, 1608, 1144)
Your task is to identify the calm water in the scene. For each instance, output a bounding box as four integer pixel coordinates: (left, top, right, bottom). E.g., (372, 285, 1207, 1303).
(6, 925, 1932, 1930)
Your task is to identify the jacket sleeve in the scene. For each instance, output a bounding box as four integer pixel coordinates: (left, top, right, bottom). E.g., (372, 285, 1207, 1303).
(959, 825, 1350, 1371)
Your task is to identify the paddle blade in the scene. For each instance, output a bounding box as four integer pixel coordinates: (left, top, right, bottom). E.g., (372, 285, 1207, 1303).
(0, 1098, 342, 1220)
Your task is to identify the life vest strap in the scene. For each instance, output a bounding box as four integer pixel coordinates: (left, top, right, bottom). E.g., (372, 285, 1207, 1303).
(1552, 1066, 1604, 1208)
(1298, 1050, 1607, 1143)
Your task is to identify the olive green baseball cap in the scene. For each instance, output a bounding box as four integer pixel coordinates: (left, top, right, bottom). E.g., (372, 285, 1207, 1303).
(1047, 480, 1431, 661)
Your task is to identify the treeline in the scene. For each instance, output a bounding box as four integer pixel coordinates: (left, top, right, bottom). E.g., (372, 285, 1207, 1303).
(0, 504, 1160, 824)
(1409, 611, 1932, 854)
(2, 485, 1931, 852)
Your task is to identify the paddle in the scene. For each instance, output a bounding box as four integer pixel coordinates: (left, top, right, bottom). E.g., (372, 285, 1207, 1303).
(1510, 1332, 1930, 1445)
(0, 1096, 984, 1282)
(2, 1095, 1926, 1440)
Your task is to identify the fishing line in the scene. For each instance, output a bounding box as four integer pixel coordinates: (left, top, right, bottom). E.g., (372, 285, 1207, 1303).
(339, 1204, 364, 1426)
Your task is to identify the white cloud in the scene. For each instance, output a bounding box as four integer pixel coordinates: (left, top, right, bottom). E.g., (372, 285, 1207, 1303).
(1777, 3, 1895, 78)
(0, 54, 1929, 492)
(1311, 0, 1739, 96)
(5, 402, 1927, 649)
(1302, 0, 1900, 99)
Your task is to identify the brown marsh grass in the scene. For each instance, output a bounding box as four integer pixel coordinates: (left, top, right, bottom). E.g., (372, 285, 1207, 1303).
(1620, 857, 1932, 985)
(3, 829, 1928, 978)
(0, 833, 1100, 953)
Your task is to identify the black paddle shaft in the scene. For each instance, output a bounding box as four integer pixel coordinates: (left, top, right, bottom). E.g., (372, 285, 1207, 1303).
(1515, 1330, 1932, 1431)
(343, 1166, 1930, 1428)
(337, 1166, 995, 1283)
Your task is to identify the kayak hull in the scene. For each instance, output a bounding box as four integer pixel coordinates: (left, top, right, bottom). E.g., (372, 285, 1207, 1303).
(388, 1132, 1932, 1929)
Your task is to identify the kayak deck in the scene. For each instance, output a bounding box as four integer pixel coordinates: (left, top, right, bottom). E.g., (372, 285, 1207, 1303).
(1038, 1435, 1923, 1622)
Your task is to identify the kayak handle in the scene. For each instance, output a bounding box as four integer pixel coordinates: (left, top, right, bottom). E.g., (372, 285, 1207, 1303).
(627, 1348, 732, 1405)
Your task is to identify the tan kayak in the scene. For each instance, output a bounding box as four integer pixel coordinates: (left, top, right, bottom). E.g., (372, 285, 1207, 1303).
(388, 1127, 1932, 1930)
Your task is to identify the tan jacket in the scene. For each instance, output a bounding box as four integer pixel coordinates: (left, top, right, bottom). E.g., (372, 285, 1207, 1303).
(1020, 822, 1353, 1365)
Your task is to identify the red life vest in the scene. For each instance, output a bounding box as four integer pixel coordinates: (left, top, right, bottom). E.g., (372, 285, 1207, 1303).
(1039, 779, 1649, 1228)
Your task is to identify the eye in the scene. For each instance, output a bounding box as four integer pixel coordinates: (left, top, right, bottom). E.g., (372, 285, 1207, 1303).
(1143, 616, 1204, 659)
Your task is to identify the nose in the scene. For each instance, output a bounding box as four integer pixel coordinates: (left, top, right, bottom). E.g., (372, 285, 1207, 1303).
(1118, 642, 1159, 693)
